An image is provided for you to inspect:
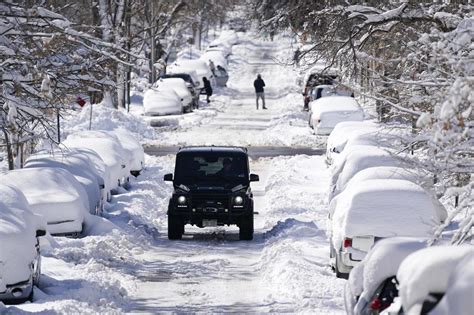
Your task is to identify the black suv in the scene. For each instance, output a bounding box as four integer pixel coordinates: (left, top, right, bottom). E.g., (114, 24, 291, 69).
(164, 146, 259, 240)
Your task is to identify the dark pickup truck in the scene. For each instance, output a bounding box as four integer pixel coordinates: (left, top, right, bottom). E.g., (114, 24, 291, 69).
(164, 146, 259, 240)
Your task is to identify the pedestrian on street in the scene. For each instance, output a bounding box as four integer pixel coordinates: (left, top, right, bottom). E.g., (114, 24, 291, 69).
(293, 48, 300, 67)
(209, 59, 216, 76)
(253, 74, 267, 109)
(203, 77, 213, 103)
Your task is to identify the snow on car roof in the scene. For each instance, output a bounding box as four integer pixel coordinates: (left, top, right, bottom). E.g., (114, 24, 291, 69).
(397, 245, 474, 314)
(332, 179, 445, 241)
(332, 146, 400, 191)
(354, 237, 428, 306)
(310, 96, 361, 114)
(157, 77, 187, 88)
(344, 166, 432, 192)
(430, 252, 474, 315)
(0, 184, 45, 290)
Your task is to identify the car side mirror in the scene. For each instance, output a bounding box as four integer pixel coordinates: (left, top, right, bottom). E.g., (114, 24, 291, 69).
(36, 229, 46, 237)
(250, 174, 259, 182)
(164, 173, 173, 182)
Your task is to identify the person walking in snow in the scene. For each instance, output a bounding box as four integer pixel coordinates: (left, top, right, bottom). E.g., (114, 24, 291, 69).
(253, 74, 267, 109)
(203, 77, 213, 103)
(209, 59, 216, 76)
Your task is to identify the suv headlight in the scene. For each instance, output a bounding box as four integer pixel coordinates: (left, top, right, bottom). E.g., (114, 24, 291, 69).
(177, 195, 187, 205)
(233, 196, 243, 205)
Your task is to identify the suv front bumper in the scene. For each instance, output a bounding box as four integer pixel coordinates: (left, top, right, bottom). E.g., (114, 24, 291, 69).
(0, 277, 33, 304)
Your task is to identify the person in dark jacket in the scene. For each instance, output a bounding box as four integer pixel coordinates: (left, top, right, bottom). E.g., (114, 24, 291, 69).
(203, 77, 213, 103)
(253, 74, 267, 109)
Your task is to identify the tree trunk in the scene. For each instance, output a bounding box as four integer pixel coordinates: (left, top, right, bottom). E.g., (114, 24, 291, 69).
(2, 128, 14, 170)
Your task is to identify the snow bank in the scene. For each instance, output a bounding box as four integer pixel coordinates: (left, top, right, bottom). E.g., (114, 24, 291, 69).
(62, 103, 156, 142)
(1, 168, 88, 235)
(397, 245, 474, 314)
(0, 185, 45, 290)
(331, 179, 446, 248)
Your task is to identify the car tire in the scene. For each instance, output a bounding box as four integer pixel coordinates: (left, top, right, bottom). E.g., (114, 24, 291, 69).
(335, 254, 349, 279)
(239, 214, 254, 241)
(168, 215, 183, 240)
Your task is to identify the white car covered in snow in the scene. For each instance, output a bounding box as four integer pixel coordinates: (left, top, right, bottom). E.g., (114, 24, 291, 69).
(113, 127, 145, 177)
(63, 131, 131, 190)
(329, 145, 400, 201)
(25, 150, 104, 215)
(392, 246, 474, 315)
(309, 96, 364, 135)
(168, 59, 215, 87)
(143, 87, 183, 116)
(329, 179, 447, 279)
(344, 237, 428, 315)
(326, 120, 379, 165)
(1, 168, 89, 236)
(154, 77, 193, 112)
(0, 184, 46, 304)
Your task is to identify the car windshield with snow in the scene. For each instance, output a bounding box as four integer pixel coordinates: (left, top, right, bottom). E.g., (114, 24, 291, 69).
(164, 146, 259, 241)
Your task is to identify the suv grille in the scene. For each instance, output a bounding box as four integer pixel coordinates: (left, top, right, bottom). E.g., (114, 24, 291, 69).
(191, 194, 230, 211)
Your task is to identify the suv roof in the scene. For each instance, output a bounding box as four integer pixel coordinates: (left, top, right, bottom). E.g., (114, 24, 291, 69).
(177, 146, 248, 154)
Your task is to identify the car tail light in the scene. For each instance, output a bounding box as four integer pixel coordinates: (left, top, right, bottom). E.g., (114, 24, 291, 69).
(343, 237, 352, 248)
(370, 298, 382, 310)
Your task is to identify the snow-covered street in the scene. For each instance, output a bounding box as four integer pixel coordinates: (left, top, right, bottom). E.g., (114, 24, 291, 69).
(3, 34, 347, 314)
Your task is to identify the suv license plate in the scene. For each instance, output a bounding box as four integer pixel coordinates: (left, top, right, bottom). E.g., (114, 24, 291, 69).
(203, 219, 217, 227)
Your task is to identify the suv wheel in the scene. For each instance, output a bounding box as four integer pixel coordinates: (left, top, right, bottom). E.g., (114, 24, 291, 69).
(239, 214, 254, 241)
(168, 215, 183, 240)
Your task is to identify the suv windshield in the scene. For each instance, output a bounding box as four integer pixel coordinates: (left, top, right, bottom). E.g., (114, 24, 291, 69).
(174, 152, 249, 185)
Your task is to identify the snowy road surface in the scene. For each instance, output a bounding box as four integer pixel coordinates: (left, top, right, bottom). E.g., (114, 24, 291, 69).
(10, 34, 346, 314)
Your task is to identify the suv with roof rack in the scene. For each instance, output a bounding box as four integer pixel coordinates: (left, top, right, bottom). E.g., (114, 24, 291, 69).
(164, 146, 259, 240)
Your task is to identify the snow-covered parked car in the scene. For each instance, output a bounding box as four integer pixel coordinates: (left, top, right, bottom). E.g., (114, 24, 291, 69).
(309, 96, 364, 135)
(329, 179, 448, 279)
(0, 184, 46, 304)
(329, 145, 401, 201)
(154, 77, 193, 112)
(24, 150, 104, 215)
(393, 246, 474, 315)
(326, 120, 379, 165)
(1, 168, 89, 236)
(344, 237, 428, 315)
(160, 72, 200, 107)
(65, 130, 132, 185)
(113, 127, 145, 177)
(168, 59, 215, 88)
(143, 87, 183, 116)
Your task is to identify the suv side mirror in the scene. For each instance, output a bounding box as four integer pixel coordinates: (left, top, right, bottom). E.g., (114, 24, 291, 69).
(164, 173, 173, 182)
(36, 229, 46, 237)
(250, 174, 259, 182)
